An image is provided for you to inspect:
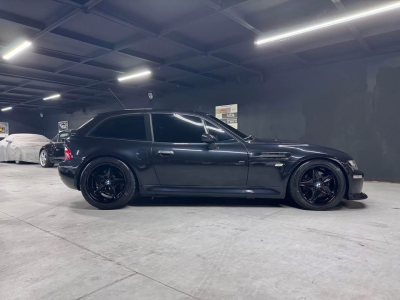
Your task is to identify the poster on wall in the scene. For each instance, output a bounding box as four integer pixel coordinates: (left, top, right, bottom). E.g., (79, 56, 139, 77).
(0, 122, 9, 138)
(215, 104, 238, 129)
(58, 121, 69, 132)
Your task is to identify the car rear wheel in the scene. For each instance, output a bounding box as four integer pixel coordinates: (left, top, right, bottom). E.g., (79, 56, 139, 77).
(80, 157, 138, 209)
(289, 160, 346, 210)
(40, 150, 54, 168)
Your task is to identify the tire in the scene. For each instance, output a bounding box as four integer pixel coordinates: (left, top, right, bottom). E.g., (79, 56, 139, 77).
(80, 157, 138, 209)
(40, 150, 54, 168)
(289, 159, 346, 211)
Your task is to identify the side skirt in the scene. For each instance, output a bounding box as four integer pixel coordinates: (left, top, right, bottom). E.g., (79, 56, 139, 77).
(140, 185, 286, 199)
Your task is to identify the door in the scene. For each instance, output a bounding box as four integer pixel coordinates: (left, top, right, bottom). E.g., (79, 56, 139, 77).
(151, 113, 248, 186)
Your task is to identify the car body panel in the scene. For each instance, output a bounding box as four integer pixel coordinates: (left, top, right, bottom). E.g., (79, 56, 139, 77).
(40, 131, 73, 164)
(58, 109, 366, 201)
(152, 141, 248, 186)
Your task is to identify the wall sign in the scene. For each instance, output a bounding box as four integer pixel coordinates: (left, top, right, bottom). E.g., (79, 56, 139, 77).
(0, 122, 9, 138)
(215, 104, 238, 129)
(58, 121, 69, 132)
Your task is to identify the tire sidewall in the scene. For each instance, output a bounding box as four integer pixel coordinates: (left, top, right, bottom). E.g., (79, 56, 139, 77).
(80, 157, 137, 209)
(290, 159, 346, 210)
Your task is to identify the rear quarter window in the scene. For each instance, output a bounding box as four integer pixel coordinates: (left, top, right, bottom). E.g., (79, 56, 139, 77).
(90, 114, 150, 141)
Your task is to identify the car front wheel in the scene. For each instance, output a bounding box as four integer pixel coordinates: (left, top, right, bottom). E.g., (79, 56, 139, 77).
(289, 159, 346, 210)
(40, 150, 54, 168)
(80, 157, 138, 209)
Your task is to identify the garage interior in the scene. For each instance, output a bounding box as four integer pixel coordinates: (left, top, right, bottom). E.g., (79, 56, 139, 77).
(1, 0, 400, 299)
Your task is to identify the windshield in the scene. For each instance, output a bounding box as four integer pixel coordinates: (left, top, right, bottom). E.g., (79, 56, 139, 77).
(59, 132, 70, 141)
(208, 115, 248, 139)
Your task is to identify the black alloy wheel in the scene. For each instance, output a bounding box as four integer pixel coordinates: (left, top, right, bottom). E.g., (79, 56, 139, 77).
(87, 164, 126, 203)
(80, 157, 138, 209)
(299, 167, 339, 205)
(289, 160, 346, 210)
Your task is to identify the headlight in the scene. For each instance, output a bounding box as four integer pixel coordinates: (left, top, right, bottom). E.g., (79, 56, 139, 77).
(348, 160, 358, 170)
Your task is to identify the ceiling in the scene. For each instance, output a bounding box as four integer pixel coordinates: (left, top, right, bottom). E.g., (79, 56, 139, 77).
(0, 0, 399, 112)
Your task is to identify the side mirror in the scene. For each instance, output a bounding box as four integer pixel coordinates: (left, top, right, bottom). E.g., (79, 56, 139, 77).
(202, 133, 216, 144)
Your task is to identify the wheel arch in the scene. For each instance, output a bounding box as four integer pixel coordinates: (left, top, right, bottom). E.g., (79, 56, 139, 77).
(286, 157, 349, 198)
(76, 155, 140, 191)
(38, 146, 46, 157)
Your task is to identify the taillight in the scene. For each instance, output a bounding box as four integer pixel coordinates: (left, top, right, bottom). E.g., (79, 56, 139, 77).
(65, 146, 72, 161)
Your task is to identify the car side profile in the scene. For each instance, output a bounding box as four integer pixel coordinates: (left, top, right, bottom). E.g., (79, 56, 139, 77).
(59, 109, 367, 210)
(0, 133, 50, 164)
(39, 130, 72, 168)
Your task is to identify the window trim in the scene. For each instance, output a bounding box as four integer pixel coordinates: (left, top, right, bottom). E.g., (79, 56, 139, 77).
(86, 112, 152, 142)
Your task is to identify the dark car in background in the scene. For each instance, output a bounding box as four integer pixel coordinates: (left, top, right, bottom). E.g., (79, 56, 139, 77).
(58, 109, 367, 210)
(39, 130, 72, 168)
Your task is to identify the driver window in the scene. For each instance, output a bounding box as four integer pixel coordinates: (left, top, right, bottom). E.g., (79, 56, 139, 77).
(204, 120, 236, 143)
(152, 114, 206, 143)
(51, 135, 59, 142)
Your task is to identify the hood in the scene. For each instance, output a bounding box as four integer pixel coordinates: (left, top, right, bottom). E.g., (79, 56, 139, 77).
(247, 138, 353, 161)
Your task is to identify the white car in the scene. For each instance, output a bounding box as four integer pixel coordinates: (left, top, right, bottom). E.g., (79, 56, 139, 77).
(0, 134, 50, 164)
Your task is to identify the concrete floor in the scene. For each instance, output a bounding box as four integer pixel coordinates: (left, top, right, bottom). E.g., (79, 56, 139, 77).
(0, 163, 399, 300)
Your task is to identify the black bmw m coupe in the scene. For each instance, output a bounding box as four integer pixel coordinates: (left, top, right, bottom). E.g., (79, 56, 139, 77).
(59, 109, 367, 210)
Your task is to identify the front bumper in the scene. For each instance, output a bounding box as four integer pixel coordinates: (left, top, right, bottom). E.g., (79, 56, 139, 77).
(344, 169, 368, 200)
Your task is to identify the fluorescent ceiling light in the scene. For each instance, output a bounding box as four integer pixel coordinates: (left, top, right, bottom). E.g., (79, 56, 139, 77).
(118, 70, 152, 82)
(2, 41, 32, 60)
(43, 94, 61, 100)
(1, 107, 12, 111)
(255, 2, 400, 45)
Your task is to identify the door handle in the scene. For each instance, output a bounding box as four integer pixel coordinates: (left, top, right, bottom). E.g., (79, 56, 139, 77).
(158, 150, 174, 156)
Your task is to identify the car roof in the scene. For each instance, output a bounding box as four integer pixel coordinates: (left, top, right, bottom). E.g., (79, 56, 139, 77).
(95, 109, 209, 119)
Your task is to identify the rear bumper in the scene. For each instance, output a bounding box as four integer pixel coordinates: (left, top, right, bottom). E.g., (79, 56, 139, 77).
(58, 158, 81, 190)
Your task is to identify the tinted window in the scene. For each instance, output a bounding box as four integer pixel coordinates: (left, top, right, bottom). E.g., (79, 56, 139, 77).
(59, 132, 70, 141)
(91, 115, 148, 140)
(208, 115, 248, 139)
(51, 135, 58, 142)
(152, 114, 205, 143)
(204, 120, 236, 143)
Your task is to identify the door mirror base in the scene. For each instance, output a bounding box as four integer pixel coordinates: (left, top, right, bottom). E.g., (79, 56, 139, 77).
(202, 133, 216, 143)
(202, 133, 218, 150)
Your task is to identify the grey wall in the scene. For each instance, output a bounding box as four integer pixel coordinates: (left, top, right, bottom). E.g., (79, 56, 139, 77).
(0, 109, 44, 139)
(42, 52, 400, 182)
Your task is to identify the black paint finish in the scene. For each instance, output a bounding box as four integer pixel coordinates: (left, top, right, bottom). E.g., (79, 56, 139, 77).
(59, 109, 366, 201)
(40, 131, 71, 164)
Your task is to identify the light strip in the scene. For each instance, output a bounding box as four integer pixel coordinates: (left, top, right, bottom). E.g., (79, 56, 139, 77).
(1, 107, 12, 111)
(2, 41, 32, 60)
(43, 94, 61, 100)
(118, 70, 152, 82)
(173, 114, 203, 126)
(255, 2, 400, 45)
